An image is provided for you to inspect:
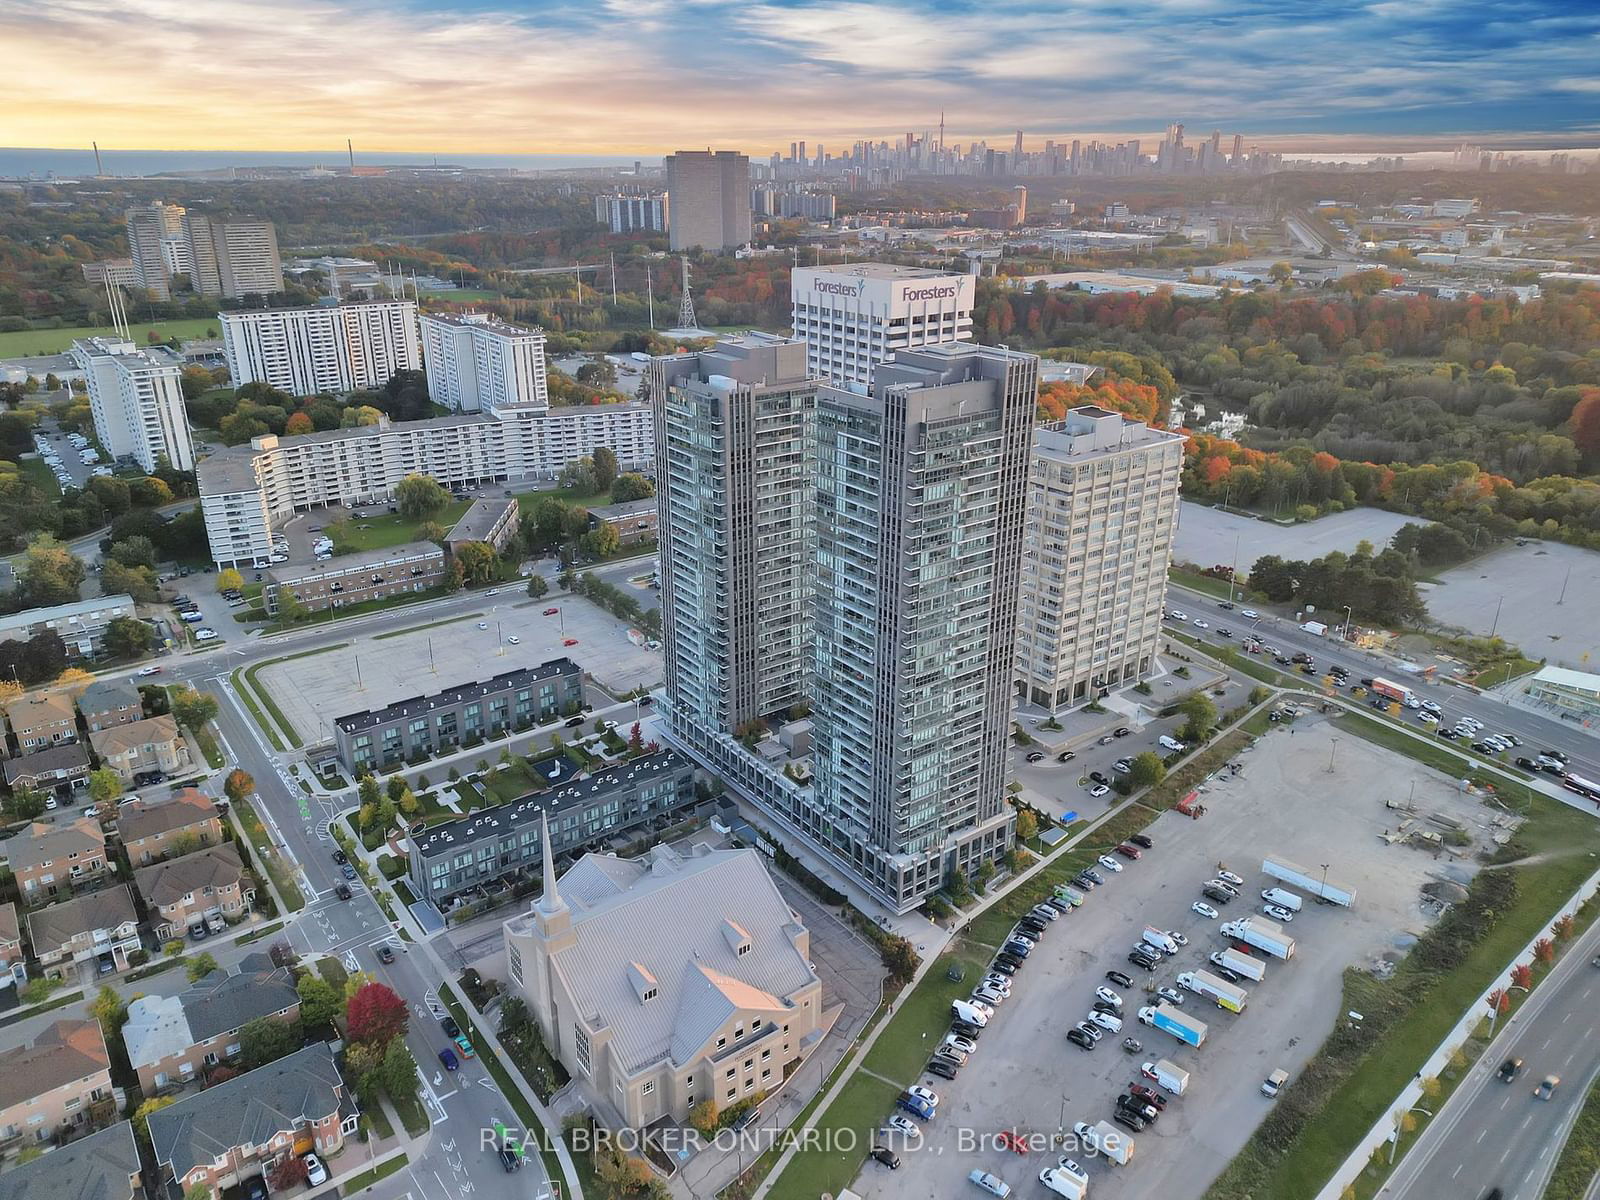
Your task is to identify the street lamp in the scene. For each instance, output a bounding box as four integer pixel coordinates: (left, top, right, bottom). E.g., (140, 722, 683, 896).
(1486, 984, 1529, 1037)
(1490, 595, 1504, 640)
(1326, 737, 1340, 774)
(1341, 606, 1353, 641)
(1388, 1103, 1435, 1163)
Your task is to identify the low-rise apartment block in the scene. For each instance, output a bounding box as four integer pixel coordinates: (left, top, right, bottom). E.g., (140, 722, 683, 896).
(0, 1119, 139, 1200)
(5, 691, 78, 752)
(4, 743, 91, 796)
(408, 750, 695, 904)
(28, 886, 141, 978)
(76, 680, 143, 732)
(0, 597, 137, 660)
(135, 845, 254, 939)
(263, 542, 447, 615)
(586, 498, 659, 545)
(0, 1021, 115, 1152)
(6, 818, 108, 902)
(146, 1043, 359, 1200)
(118, 788, 224, 866)
(123, 956, 299, 1093)
(445, 496, 521, 555)
(333, 659, 583, 773)
(89, 714, 189, 782)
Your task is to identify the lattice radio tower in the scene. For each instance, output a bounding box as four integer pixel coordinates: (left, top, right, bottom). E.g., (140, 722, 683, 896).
(677, 255, 697, 329)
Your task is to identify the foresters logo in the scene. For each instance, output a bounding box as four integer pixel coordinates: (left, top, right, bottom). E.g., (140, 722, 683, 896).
(902, 284, 959, 302)
(814, 278, 868, 297)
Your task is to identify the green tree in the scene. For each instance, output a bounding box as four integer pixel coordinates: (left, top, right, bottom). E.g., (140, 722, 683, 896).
(374, 1037, 419, 1100)
(107, 535, 158, 570)
(171, 687, 219, 731)
(575, 359, 617, 388)
(341, 405, 384, 428)
(559, 457, 597, 495)
(239, 1016, 303, 1069)
(358, 775, 382, 810)
(101, 560, 159, 603)
(526, 573, 549, 599)
(610, 472, 655, 503)
(224, 768, 255, 803)
(1177, 694, 1217, 743)
(186, 952, 220, 982)
(275, 590, 309, 624)
(580, 523, 621, 560)
(88, 768, 122, 809)
(1128, 751, 1168, 789)
(5, 786, 47, 820)
(103, 616, 154, 659)
(1014, 809, 1039, 842)
(394, 473, 449, 521)
(454, 540, 496, 584)
(19, 536, 87, 606)
(216, 567, 244, 593)
(591, 446, 620, 492)
(688, 1099, 718, 1136)
(89, 985, 128, 1033)
(219, 413, 269, 445)
(297, 973, 342, 1030)
(128, 476, 174, 506)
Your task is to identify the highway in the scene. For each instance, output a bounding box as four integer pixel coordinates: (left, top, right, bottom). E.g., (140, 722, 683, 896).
(1380, 918, 1600, 1200)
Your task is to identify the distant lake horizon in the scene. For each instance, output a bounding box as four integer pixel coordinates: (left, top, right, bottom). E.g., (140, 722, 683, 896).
(0, 147, 642, 178)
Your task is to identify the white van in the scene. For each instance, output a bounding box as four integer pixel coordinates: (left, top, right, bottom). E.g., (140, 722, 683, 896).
(1261, 888, 1303, 912)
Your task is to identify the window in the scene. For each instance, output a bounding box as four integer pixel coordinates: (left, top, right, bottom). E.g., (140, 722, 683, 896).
(737, 943, 751, 956)
(641, 1080, 655, 1096)
(508, 945, 524, 985)
(642, 987, 657, 1002)
(726, 1089, 736, 1101)
(574, 1025, 592, 1075)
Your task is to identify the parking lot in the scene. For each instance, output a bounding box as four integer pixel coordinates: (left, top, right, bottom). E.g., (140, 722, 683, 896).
(255, 594, 665, 741)
(1424, 539, 1600, 671)
(1175, 501, 1416, 569)
(854, 716, 1496, 1200)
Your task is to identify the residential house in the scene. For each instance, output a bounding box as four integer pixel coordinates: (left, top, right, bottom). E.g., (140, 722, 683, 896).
(3, 743, 91, 796)
(0, 901, 21, 977)
(5, 819, 108, 902)
(5, 692, 79, 753)
(0, 1120, 139, 1200)
(146, 1043, 359, 1200)
(0, 1020, 115, 1150)
(118, 788, 224, 866)
(75, 681, 143, 733)
(27, 886, 141, 978)
(89, 715, 189, 783)
(123, 956, 300, 1094)
(135, 845, 254, 939)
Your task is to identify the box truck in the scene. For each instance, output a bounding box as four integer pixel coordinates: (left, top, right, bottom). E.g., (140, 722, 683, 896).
(1142, 926, 1180, 954)
(1222, 916, 1296, 960)
(1038, 1167, 1088, 1199)
(1138, 1003, 1208, 1048)
(1213, 947, 1268, 982)
(1370, 677, 1415, 706)
(1261, 887, 1303, 912)
(1142, 1059, 1190, 1095)
(1074, 1120, 1134, 1166)
(1261, 856, 1357, 906)
(1177, 969, 1249, 1014)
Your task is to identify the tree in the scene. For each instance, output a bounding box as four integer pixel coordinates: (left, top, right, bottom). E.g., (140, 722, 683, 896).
(5, 786, 46, 820)
(103, 616, 154, 659)
(219, 413, 269, 445)
(1534, 937, 1555, 964)
(560, 457, 597, 495)
(454, 540, 496, 585)
(101, 560, 159, 603)
(580, 523, 621, 561)
(133, 1095, 176, 1139)
(417, 520, 445, 544)
(88, 768, 122, 809)
(216, 567, 244, 593)
(610, 472, 655, 503)
(284, 411, 314, 436)
(90, 985, 128, 1033)
(358, 775, 382, 809)
(374, 1037, 419, 1100)
(575, 359, 617, 388)
(240, 1016, 302, 1069)
(1014, 809, 1039, 842)
(629, 721, 644, 756)
(1177, 694, 1218, 743)
(172, 687, 220, 731)
(591, 446, 620, 492)
(1128, 751, 1168, 789)
(1511, 962, 1534, 989)
(526, 573, 549, 599)
(394, 473, 448, 521)
(341, 404, 384, 428)
(107, 535, 158, 570)
(346, 981, 408, 1047)
(19, 536, 87, 606)
(297, 973, 342, 1030)
(688, 1099, 719, 1136)
(186, 952, 220, 982)
(275, 590, 309, 624)
(268, 1157, 309, 1192)
(223, 768, 255, 803)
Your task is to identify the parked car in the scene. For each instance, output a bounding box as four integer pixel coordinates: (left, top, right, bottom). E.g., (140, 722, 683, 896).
(1192, 901, 1219, 919)
(1263, 904, 1295, 923)
(303, 1156, 328, 1187)
(926, 1057, 958, 1080)
(1089, 784, 1110, 798)
(869, 1146, 901, 1169)
(1116, 844, 1142, 859)
(439, 1047, 460, 1071)
(1104, 970, 1133, 988)
(1097, 855, 1124, 873)
(1025, 751, 1046, 763)
(1130, 833, 1154, 849)
(376, 945, 395, 964)
(968, 1170, 1011, 1198)
(1095, 986, 1123, 1008)
(1156, 986, 1184, 1006)
(1088, 1010, 1123, 1032)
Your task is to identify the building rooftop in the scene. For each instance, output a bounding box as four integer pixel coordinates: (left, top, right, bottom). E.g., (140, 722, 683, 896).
(0, 1118, 138, 1200)
(71, 337, 183, 370)
(124, 958, 297, 1071)
(0, 900, 18, 947)
(218, 299, 413, 318)
(134, 844, 245, 909)
(0, 1019, 109, 1112)
(422, 310, 546, 338)
(90, 713, 180, 758)
(117, 788, 217, 844)
(5, 689, 78, 729)
(266, 541, 441, 587)
(194, 449, 261, 496)
(3, 742, 90, 785)
(1034, 405, 1186, 461)
(3, 818, 105, 873)
(588, 498, 658, 522)
(78, 679, 141, 714)
(1530, 664, 1600, 693)
(334, 660, 578, 737)
(26, 886, 138, 955)
(0, 596, 136, 639)
(801, 262, 967, 280)
(446, 497, 517, 544)
(413, 749, 688, 860)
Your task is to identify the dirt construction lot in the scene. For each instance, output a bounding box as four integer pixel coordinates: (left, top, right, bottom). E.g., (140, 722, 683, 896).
(256, 595, 664, 742)
(853, 716, 1501, 1200)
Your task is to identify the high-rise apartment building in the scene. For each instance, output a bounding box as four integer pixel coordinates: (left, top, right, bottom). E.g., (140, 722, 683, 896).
(665, 151, 752, 251)
(70, 338, 195, 472)
(125, 203, 188, 301)
(420, 312, 549, 413)
(651, 338, 1035, 912)
(1015, 406, 1183, 712)
(219, 301, 420, 396)
(124, 203, 283, 300)
(790, 264, 974, 387)
(594, 192, 668, 234)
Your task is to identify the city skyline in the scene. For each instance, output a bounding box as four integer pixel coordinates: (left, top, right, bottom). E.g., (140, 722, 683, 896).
(4, 0, 1598, 155)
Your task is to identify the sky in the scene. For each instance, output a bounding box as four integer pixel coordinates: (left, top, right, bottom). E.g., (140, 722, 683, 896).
(4, 0, 1599, 156)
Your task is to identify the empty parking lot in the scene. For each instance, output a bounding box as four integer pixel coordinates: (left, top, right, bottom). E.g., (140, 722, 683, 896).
(852, 716, 1496, 1200)
(1424, 539, 1600, 670)
(1175, 502, 1417, 569)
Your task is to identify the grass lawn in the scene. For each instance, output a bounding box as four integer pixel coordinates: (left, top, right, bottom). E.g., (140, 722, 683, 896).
(334, 501, 473, 554)
(339, 1151, 408, 1194)
(513, 483, 614, 513)
(231, 794, 307, 913)
(362, 1100, 396, 1142)
(1169, 565, 1253, 601)
(193, 723, 225, 769)
(265, 587, 452, 634)
(484, 760, 542, 803)
(16, 457, 61, 497)
(229, 667, 284, 750)
(1473, 657, 1541, 689)
(317, 957, 350, 990)
(373, 612, 483, 640)
(237, 920, 284, 945)
(388, 1087, 430, 1137)
(0, 317, 218, 358)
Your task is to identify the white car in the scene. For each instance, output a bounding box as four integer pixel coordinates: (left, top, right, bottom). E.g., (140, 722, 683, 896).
(965, 998, 995, 1019)
(1192, 901, 1219, 919)
(1217, 870, 1245, 886)
(981, 974, 1012, 997)
(972, 986, 1005, 1007)
(1417, 711, 1440, 724)
(1089, 784, 1110, 798)
(1159, 735, 1187, 752)
(1054, 1158, 1089, 1185)
(1165, 929, 1189, 947)
(507, 635, 522, 645)
(884, 1114, 918, 1137)
(1192, 619, 1210, 629)
(1088, 1009, 1123, 1032)
(303, 1155, 328, 1187)
(136, 665, 162, 676)
(1421, 700, 1442, 713)
(1095, 986, 1123, 1008)
(1263, 904, 1295, 923)
(1241, 609, 1260, 619)
(1073, 1021, 1103, 1042)
(1007, 932, 1036, 950)
(1167, 610, 1189, 622)
(905, 1084, 940, 1106)
(943, 1033, 978, 1056)
(1097, 854, 1123, 873)
(969, 1171, 1011, 1198)
(194, 628, 218, 641)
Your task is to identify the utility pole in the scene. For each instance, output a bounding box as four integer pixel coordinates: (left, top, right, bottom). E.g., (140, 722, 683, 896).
(645, 264, 654, 329)
(609, 252, 617, 305)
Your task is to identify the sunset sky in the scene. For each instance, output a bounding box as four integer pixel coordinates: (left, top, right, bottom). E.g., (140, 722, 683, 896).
(5, 0, 1599, 156)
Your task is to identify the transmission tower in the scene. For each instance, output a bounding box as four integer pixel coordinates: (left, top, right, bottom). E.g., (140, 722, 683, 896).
(677, 255, 697, 329)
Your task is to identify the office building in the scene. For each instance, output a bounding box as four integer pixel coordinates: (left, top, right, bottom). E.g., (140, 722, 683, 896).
(218, 300, 421, 397)
(790, 264, 974, 386)
(586, 498, 658, 545)
(420, 311, 548, 413)
(70, 337, 195, 471)
(652, 338, 1035, 912)
(197, 404, 653, 568)
(502, 837, 823, 1129)
(665, 151, 752, 251)
(122, 203, 283, 300)
(333, 660, 584, 774)
(594, 192, 669, 234)
(262, 542, 447, 615)
(1015, 406, 1183, 712)
(411, 751, 695, 904)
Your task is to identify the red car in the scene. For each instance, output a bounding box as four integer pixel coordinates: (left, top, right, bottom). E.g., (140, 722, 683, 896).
(1115, 844, 1142, 860)
(543, 607, 560, 616)
(995, 1130, 1029, 1155)
(563, 638, 579, 647)
(1127, 1082, 1167, 1109)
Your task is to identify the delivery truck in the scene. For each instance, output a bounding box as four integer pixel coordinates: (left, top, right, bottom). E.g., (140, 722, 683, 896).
(1074, 1120, 1134, 1166)
(1038, 1167, 1087, 1199)
(1142, 926, 1180, 954)
(1261, 856, 1357, 907)
(1222, 916, 1296, 960)
(1370, 677, 1415, 706)
(1177, 969, 1249, 1013)
(1261, 887, 1304, 912)
(1138, 1003, 1208, 1048)
(1214, 947, 1268, 982)
(1142, 1059, 1190, 1095)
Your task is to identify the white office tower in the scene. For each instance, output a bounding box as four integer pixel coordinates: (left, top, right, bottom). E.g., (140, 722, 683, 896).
(1016, 406, 1184, 712)
(420, 312, 549, 413)
(220, 301, 420, 396)
(71, 338, 195, 472)
(665, 150, 752, 251)
(790, 264, 974, 387)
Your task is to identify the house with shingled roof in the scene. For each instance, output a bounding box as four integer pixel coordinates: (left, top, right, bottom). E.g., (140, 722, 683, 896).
(0, 1020, 116, 1150)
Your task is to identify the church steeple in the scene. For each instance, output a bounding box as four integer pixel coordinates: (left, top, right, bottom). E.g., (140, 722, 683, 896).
(535, 810, 571, 938)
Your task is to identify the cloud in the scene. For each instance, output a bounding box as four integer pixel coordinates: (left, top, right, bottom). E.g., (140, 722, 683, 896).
(2, 0, 1597, 153)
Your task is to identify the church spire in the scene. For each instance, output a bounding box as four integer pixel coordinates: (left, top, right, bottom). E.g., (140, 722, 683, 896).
(537, 809, 566, 918)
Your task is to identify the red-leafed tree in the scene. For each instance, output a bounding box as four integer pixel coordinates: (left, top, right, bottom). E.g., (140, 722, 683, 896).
(1487, 989, 1509, 1015)
(1511, 963, 1534, 990)
(346, 981, 408, 1047)
(1533, 937, 1555, 964)
(268, 1155, 309, 1191)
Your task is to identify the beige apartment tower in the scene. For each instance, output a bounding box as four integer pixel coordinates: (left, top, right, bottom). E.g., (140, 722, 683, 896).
(665, 151, 752, 251)
(1016, 405, 1183, 713)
